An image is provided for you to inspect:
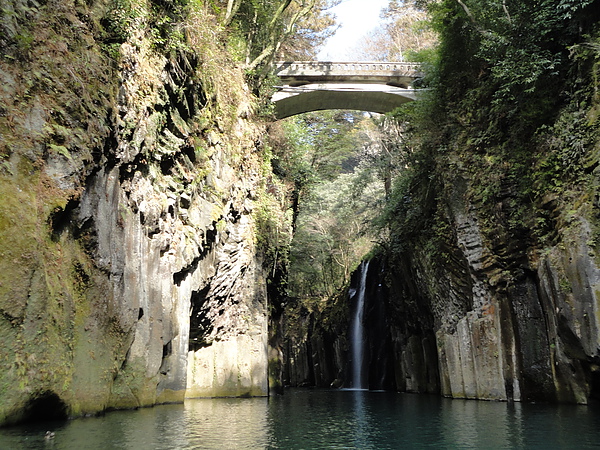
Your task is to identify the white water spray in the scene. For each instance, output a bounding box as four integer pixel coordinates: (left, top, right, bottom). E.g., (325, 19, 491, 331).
(351, 260, 369, 389)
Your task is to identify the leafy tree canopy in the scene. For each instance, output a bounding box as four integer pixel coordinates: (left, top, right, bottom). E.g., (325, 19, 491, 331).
(355, 0, 437, 61)
(224, 0, 340, 72)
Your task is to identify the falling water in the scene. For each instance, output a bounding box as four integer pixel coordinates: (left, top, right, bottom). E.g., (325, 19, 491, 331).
(351, 260, 369, 389)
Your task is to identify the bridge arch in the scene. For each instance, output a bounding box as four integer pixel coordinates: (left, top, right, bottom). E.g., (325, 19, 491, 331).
(272, 61, 422, 119)
(272, 84, 417, 119)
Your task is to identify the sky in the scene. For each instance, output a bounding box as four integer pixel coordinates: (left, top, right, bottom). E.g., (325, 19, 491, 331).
(317, 0, 390, 61)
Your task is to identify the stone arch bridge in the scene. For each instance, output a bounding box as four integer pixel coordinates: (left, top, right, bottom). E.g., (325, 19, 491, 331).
(272, 61, 423, 119)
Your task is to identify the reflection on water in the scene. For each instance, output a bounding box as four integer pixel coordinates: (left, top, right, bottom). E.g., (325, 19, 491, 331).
(1, 389, 600, 449)
(0, 399, 270, 450)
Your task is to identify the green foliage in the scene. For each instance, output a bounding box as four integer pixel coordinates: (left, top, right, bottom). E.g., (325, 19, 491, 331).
(254, 145, 293, 274)
(375, 0, 600, 275)
(289, 171, 381, 298)
(297, 111, 363, 179)
(268, 111, 387, 300)
(226, 27, 248, 62)
(226, 0, 338, 90)
(1, 0, 40, 60)
(99, 0, 202, 58)
(429, 0, 598, 137)
(147, 0, 191, 52)
(355, 1, 437, 61)
(374, 142, 440, 255)
(100, 0, 143, 56)
(270, 111, 367, 222)
(48, 144, 72, 160)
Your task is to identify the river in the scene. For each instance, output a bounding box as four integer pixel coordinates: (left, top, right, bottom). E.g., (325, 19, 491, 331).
(2, 389, 600, 449)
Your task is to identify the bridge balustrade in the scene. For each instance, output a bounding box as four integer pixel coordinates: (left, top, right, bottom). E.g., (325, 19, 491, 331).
(275, 61, 422, 77)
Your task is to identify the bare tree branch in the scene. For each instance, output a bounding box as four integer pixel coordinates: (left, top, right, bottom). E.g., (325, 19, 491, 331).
(224, 0, 242, 26)
(245, 0, 318, 71)
(502, 0, 512, 24)
(269, 0, 294, 30)
(454, 0, 494, 37)
(455, 0, 475, 23)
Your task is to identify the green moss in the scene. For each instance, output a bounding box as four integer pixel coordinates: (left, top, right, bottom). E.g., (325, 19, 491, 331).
(0, 175, 40, 319)
(0, 161, 136, 420)
(0, 0, 272, 423)
(156, 388, 185, 404)
(110, 356, 162, 409)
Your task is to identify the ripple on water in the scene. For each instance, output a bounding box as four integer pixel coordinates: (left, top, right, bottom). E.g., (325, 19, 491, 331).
(2, 390, 600, 449)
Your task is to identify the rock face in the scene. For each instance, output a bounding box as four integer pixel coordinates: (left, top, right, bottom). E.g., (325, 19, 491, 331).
(384, 167, 600, 404)
(288, 164, 600, 403)
(286, 186, 600, 404)
(282, 79, 600, 405)
(0, 0, 273, 425)
(283, 258, 439, 394)
(278, 14, 600, 402)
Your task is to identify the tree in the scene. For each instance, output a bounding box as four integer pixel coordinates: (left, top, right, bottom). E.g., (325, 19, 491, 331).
(289, 171, 380, 298)
(226, 0, 339, 72)
(357, 115, 414, 199)
(355, 0, 437, 61)
(268, 111, 388, 300)
(269, 111, 364, 227)
(277, 0, 340, 60)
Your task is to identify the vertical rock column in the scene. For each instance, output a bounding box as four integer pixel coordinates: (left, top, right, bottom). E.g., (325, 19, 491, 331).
(186, 214, 269, 398)
(82, 30, 270, 406)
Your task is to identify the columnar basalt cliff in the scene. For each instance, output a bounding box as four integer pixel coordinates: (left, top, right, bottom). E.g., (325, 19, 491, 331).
(372, 1, 600, 404)
(0, 0, 280, 425)
(369, 164, 600, 404)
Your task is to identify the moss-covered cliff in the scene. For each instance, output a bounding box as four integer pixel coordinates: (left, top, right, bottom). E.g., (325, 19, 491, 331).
(373, 0, 600, 404)
(0, 0, 291, 425)
(282, 0, 600, 404)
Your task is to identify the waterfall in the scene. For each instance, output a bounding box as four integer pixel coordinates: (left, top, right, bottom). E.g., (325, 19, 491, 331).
(351, 260, 369, 389)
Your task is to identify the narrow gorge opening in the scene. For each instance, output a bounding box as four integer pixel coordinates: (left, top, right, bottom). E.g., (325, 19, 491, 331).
(272, 108, 422, 393)
(4, 0, 600, 444)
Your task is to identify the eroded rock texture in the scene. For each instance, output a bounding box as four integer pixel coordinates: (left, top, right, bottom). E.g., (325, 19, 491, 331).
(0, 0, 272, 424)
(365, 169, 600, 403)
(286, 179, 600, 404)
(387, 172, 600, 403)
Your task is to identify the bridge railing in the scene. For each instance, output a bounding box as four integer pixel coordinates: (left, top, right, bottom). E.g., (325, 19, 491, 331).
(275, 61, 423, 77)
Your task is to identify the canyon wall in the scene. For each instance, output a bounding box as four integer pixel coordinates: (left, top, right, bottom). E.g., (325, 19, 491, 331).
(0, 0, 277, 425)
(281, 0, 600, 405)
(282, 259, 439, 394)
(285, 182, 600, 403)
(393, 167, 600, 403)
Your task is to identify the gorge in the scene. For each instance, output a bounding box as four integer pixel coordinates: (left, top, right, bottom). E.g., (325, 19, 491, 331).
(280, 0, 600, 405)
(2, 0, 600, 431)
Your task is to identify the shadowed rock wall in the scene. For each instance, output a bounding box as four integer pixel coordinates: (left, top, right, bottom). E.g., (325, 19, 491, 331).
(285, 192, 600, 403)
(283, 136, 600, 404)
(379, 167, 600, 403)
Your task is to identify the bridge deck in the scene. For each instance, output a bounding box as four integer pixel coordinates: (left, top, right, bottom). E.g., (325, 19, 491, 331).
(275, 61, 423, 87)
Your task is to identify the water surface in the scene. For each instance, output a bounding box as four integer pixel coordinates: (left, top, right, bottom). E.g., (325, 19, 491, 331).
(2, 389, 600, 449)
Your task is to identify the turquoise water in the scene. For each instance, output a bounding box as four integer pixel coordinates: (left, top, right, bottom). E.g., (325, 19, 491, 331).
(1, 389, 600, 449)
